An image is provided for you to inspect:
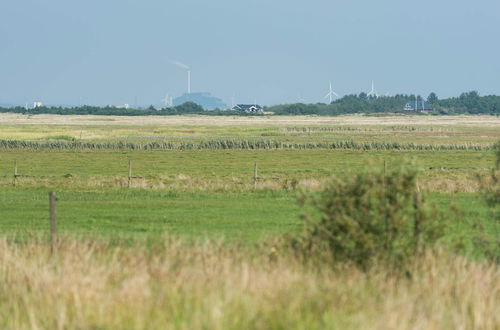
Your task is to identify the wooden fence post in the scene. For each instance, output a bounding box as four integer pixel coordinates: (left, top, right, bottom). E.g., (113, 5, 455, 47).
(413, 181, 422, 253)
(254, 162, 258, 189)
(49, 192, 58, 253)
(13, 160, 18, 186)
(128, 160, 132, 188)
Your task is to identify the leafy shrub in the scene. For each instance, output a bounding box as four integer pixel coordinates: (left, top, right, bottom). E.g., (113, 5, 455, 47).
(292, 165, 445, 269)
(482, 142, 500, 219)
(477, 142, 500, 261)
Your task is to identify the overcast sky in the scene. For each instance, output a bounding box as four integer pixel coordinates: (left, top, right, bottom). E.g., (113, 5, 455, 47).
(1, 0, 499, 107)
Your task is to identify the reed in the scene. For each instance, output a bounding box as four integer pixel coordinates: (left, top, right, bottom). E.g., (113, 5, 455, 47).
(0, 139, 491, 151)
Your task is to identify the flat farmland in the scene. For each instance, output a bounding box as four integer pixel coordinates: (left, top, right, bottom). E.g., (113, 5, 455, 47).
(1, 113, 498, 145)
(0, 114, 499, 329)
(0, 114, 497, 243)
(0, 149, 494, 191)
(0, 188, 494, 253)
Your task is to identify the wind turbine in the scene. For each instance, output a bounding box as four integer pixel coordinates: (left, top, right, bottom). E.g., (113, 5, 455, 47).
(367, 80, 378, 98)
(324, 81, 338, 104)
(162, 94, 173, 107)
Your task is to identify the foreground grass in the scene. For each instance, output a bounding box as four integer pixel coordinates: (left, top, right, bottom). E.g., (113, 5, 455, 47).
(0, 237, 498, 329)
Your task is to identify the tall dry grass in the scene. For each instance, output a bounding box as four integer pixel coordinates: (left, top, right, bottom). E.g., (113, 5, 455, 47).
(0, 237, 498, 329)
(0, 169, 490, 193)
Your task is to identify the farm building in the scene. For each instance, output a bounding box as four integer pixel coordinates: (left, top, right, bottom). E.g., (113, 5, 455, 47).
(404, 101, 432, 112)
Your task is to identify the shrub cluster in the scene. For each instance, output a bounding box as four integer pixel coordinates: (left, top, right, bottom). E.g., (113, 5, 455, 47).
(291, 165, 445, 269)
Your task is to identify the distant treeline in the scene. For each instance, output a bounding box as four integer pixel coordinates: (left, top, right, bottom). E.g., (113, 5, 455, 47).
(1, 91, 499, 116)
(269, 91, 500, 116)
(0, 102, 244, 116)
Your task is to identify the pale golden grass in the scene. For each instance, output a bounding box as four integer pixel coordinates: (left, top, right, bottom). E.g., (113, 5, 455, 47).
(2, 114, 498, 147)
(0, 169, 492, 193)
(1, 113, 499, 127)
(0, 237, 498, 330)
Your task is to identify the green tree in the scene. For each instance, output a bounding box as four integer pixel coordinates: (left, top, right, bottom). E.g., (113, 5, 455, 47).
(427, 92, 438, 104)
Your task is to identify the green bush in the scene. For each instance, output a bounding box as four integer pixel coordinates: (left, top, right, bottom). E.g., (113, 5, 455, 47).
(483, 142, 500, 218)
(477, 142, 500, 261)
(293, 165, 445, 269)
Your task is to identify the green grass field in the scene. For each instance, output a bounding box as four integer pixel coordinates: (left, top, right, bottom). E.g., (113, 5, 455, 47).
(0, 149, 494, 191)
(1, 188, 497, 259)
(1, 189, 300, 242)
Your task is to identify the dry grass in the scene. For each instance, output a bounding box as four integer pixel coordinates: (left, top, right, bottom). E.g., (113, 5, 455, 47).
(1, 113, 499, 127)
(0, 169, 492, 193)
(0, 237, 498, 330)
(2, 114, 498, 147)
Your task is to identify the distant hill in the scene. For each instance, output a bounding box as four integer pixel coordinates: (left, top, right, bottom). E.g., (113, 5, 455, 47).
(173, 92, 226, 110)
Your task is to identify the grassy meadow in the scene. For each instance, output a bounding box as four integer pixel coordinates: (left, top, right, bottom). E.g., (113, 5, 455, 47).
(1, 238, 498, 330)
(0, 114, 498, 329)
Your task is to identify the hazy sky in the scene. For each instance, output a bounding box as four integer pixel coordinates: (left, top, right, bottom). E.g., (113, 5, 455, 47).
(1, 0, 499, 107)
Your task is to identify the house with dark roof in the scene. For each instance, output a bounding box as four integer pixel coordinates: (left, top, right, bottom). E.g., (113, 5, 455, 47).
(404, 101, 432, 112)
(232, 104, 264, 113)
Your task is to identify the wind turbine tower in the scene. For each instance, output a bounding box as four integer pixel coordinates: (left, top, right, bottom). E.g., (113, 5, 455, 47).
(187, 70, 191, 94)
(162, 94, 173, 107)
(367, 80, 378, 98)
(325, 81, 338, 104)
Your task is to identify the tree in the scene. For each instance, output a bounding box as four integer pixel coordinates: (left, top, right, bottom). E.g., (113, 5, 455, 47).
(174, 102, 204, 113)
(427, 92, 438, 104)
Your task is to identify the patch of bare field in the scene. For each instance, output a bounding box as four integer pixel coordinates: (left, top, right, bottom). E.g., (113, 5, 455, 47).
(1, 113, 499, 127)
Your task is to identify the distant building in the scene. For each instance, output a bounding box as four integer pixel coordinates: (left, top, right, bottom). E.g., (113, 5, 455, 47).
(33, 101, 43, 108)
(404, 101, 432, 112)
(232, 104, 264, 113)
(108, 104, 130, 109)
(173, 92, 226, 110)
